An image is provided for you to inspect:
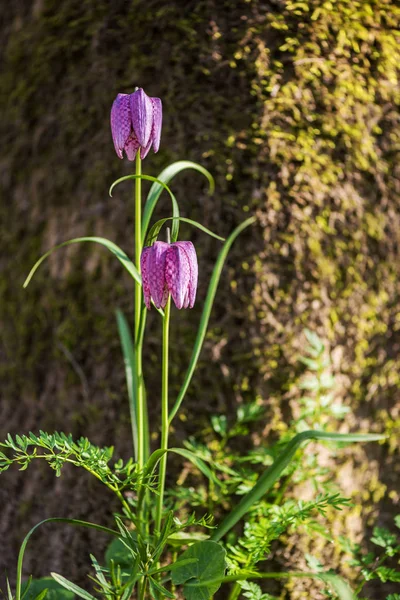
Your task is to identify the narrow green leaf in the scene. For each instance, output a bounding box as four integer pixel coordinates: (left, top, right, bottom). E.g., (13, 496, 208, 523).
(23, 578, 75, 600)
(141, 161, 214, 242)
(169, 217, 255, 423)
(109, 174, 181, 243)
(211, 430, 386, 541)
(148, 577, 174, 599)
(116, 310, 138, 461)
(147, 558, 198, 576)
(170, 448, 222, 487)
(145, 217, 225, 246)
(50, 574, 96, 600)
(15, 518, 117, 600)
(185, 571, 356, 600)
(23, 237, 140, 288)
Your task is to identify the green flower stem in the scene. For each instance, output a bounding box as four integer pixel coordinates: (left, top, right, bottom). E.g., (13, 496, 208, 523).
(134, 154, 145, 469)
(155, 297, 171, 533)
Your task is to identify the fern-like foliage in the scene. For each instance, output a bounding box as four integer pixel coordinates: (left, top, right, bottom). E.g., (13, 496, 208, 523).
(227, 493, 351, 573)
(0, 431, 147, 495)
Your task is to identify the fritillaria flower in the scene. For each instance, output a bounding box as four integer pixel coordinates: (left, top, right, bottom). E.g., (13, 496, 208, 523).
(141, 241, 198, 310)
(111, 88, 162, 160)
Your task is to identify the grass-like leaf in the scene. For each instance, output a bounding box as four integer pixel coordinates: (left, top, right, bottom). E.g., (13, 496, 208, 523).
(145, 217, 225, 246)
(109, 174, 181, 243)
(211, 430, 386, 541)
(15, 518, 117, 600)
(141, 161, 214, 242)
(116, 310, 138, 461)
(168, 216, 256, 424)
(23, 237, 140, 288)
(50, 575, 96, 600)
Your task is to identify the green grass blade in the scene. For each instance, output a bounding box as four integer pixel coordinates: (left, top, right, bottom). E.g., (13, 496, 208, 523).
(169, 448, 222, 487)
(16, 518, 117, 600)
(168, 217, 256, 424)
(145, 217, 225, 246)
(141, 161, 214, 243)
(109, 174, 181, 243)
(116, 310, 138, 461)
(50, 574, 96, 600)
(185, 571, 356, 600)
(211, 430, 385, 541)
(23, 237, 141, 288)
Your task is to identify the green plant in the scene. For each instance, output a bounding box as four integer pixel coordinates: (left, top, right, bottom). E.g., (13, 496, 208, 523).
(1, 89, 386, 600)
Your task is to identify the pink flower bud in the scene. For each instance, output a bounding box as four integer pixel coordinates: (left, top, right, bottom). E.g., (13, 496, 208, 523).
(141, 241, 198, 310)
(111, 88, 162, 161)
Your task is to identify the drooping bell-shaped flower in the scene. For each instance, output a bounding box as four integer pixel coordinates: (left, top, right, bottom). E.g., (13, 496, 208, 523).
(111, 88, 162, 161)
(141, 241, 198, 310)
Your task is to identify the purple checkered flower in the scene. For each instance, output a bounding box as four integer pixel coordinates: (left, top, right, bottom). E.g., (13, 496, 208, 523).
(111, 88, 162, 161)
(141, 241, 198, 310)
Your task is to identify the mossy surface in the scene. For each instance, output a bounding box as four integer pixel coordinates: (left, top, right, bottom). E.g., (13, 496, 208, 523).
(0, 0, 399, 596)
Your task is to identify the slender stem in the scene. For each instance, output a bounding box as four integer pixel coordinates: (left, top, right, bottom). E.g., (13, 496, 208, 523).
(155, 297, 171, 532)
(139, 577, 147, 600)
(134, 153, 145, 469)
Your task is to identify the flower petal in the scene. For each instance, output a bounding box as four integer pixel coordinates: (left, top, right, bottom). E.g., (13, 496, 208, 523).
(165, 244, 191, 310)
(140, 246, 152, 309)
(175, 241, 198, 308)
(140, 137, 153, 160)
(148, 242, 169, 309)
(150, 97, 162, 153)
(124, 131, 140, 161)
(110, 94, 132, 159)
(130, 88, 153, 148)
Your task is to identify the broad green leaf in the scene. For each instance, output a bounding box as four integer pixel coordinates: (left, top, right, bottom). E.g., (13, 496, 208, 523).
(145, 217, 224, 246)
(23, 237, 140, 288)
(169, 217, 256, 423)
(170, 448, 222, 487)
(211, 430, 386, 541)
(105, 538, 134, 570)
(23, 578, 75, 600)
(171, 541, 226, 600)
(116, 310, 138, 461)
(109, 174, 181, 243)
(141, 161, 214, 242)
(50, 575, 96, 600)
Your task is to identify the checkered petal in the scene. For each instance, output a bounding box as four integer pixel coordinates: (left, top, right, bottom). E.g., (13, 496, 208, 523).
(130, 88, 153, 149)
(140, 246, 152, 309)
(150, 97, 162, 153)
(165, 243, 191, 310)
(110, 94, 132, 159)
(174, 241, 198, 308)
(147, 242, 169, 309)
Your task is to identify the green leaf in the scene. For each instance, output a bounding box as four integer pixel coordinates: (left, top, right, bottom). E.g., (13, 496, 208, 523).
(169, 216, 256, 423)
(141, 161, 214, 243)
(109, 174, 181, 243)
(170, 448, 222, 487)
(23, 237, 141, 288)
(172, 541, 226, 600)
(148, 577, 175, 599)
(116, 310, 138, 462)
(105, 538, 133, 570)
(15, 518, 117, 600)
(211, 430, 386, 541)
(318, 573, 355, 600)
(23, 578, 75, 600)
(50, 575, 96, 600)
(145, 217, 224, 246)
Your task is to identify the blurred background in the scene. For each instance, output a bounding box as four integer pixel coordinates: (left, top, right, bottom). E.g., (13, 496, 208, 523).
(0, 0, 399, 597)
